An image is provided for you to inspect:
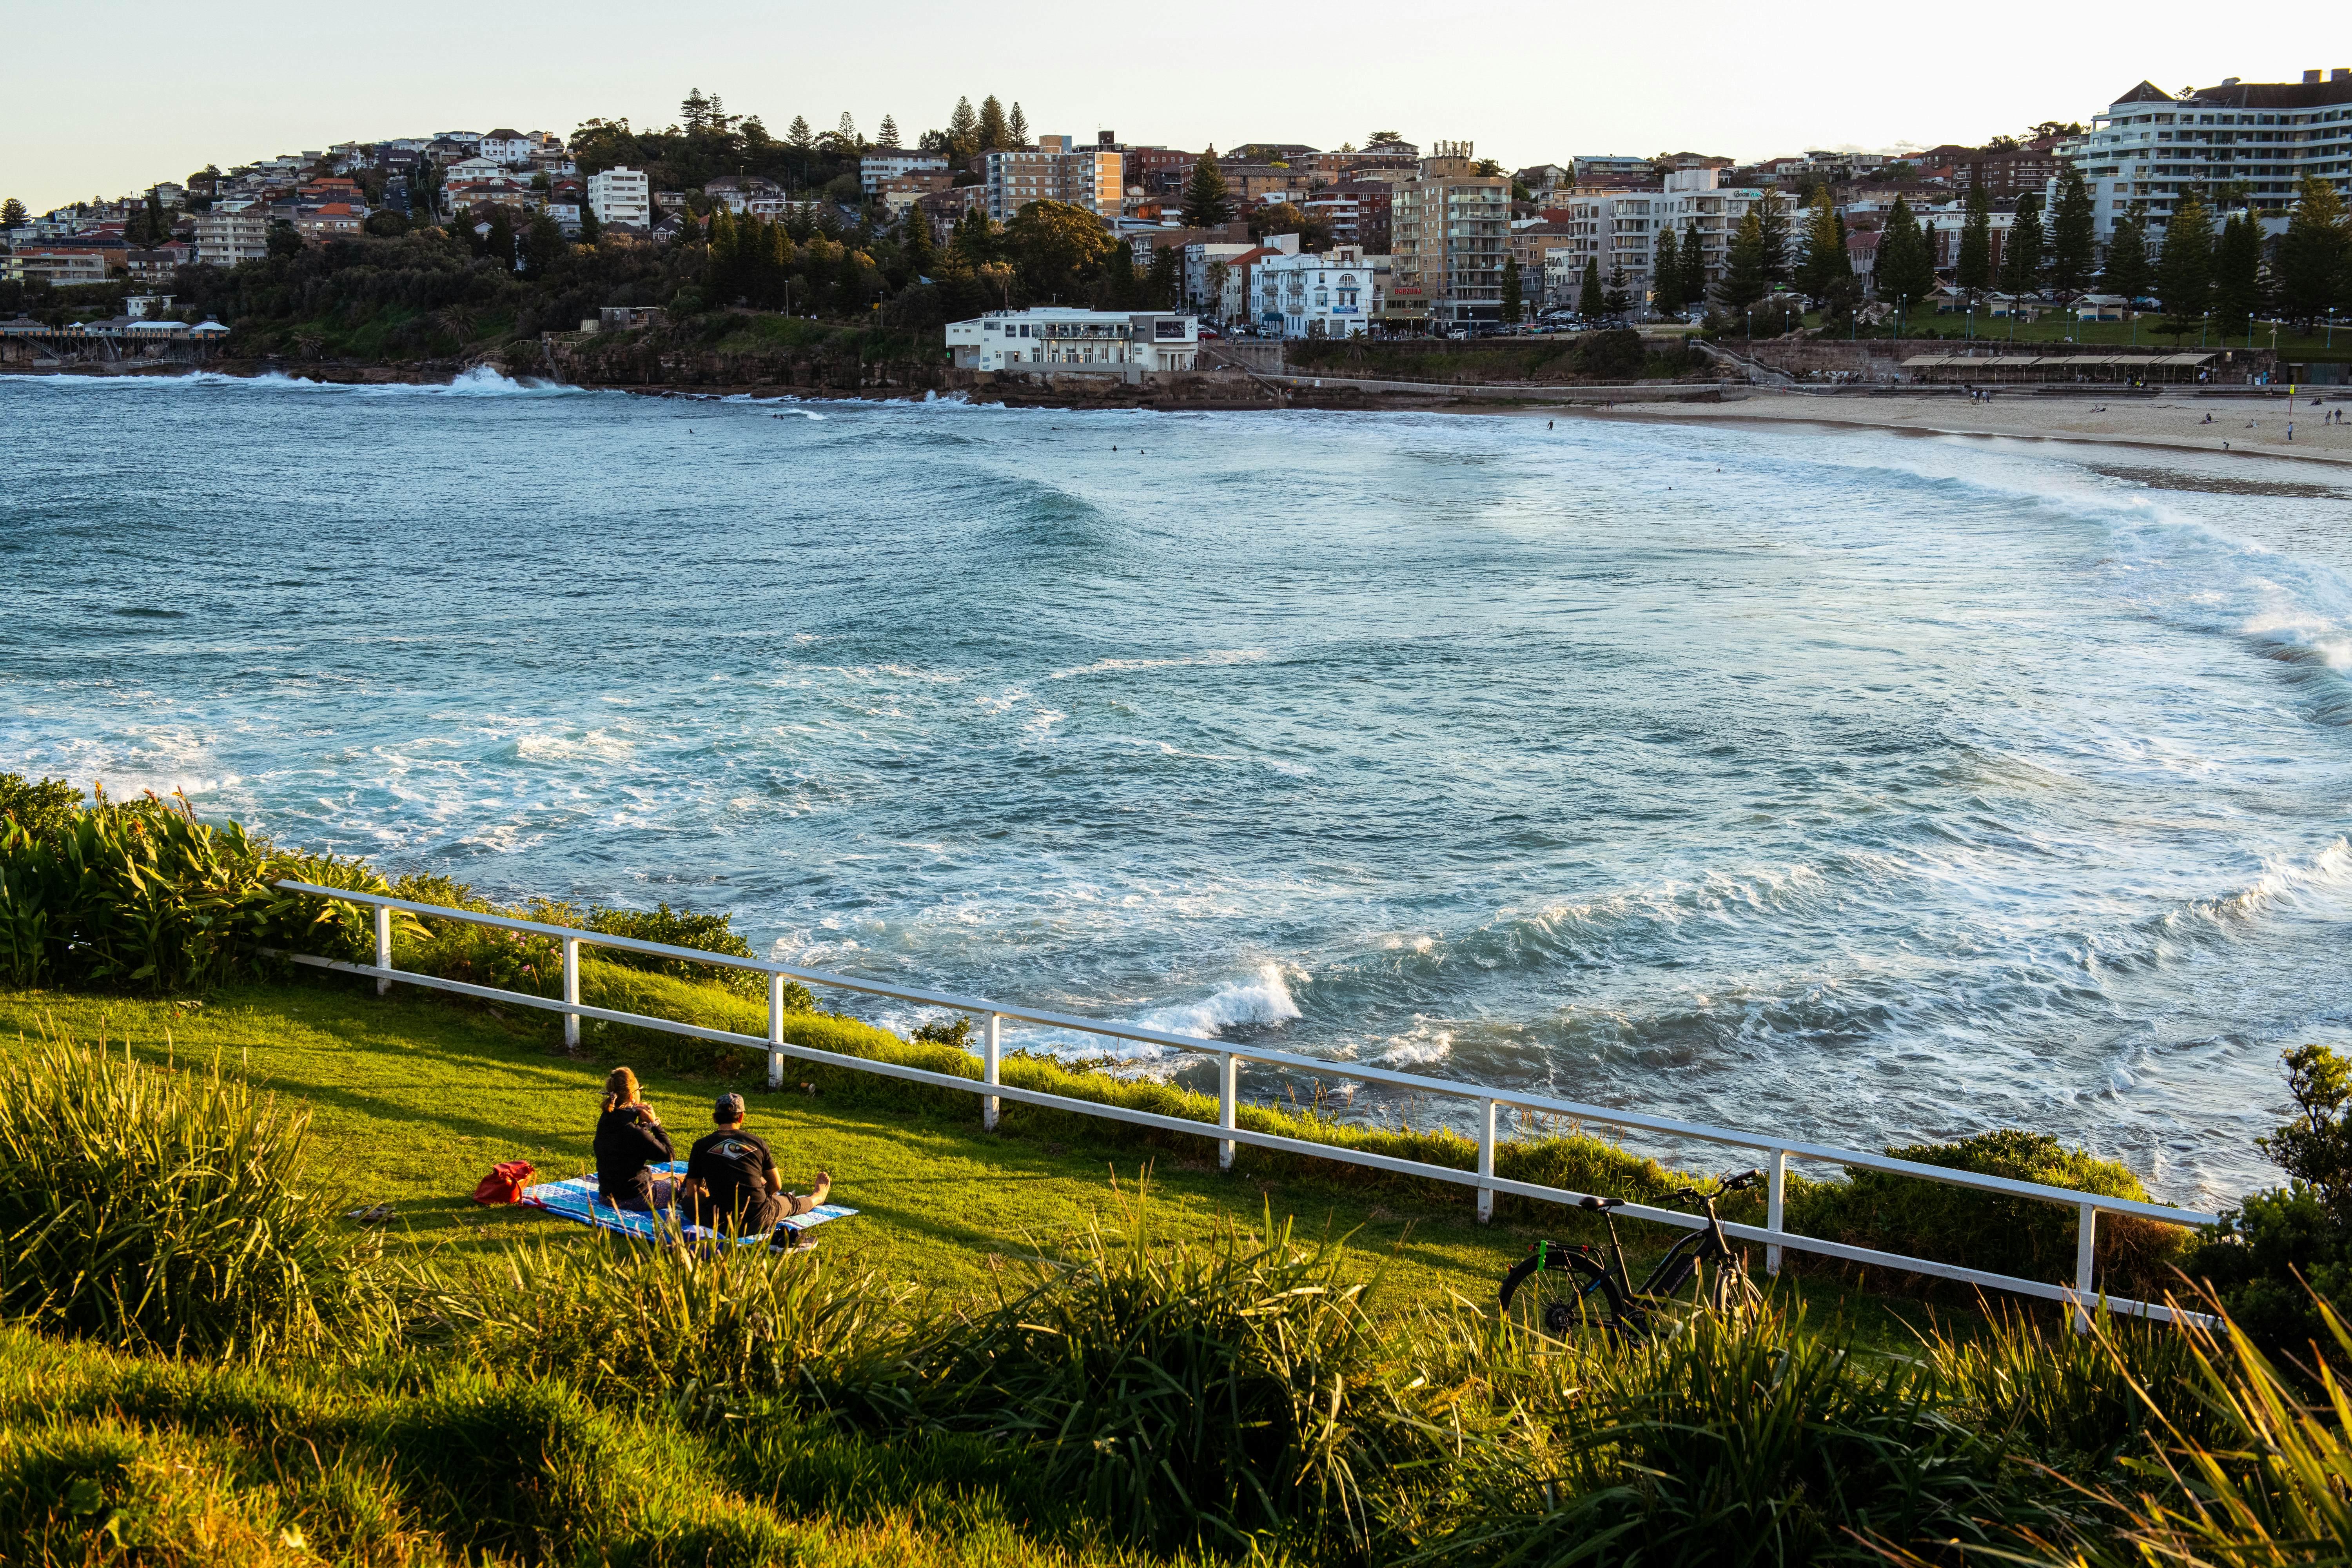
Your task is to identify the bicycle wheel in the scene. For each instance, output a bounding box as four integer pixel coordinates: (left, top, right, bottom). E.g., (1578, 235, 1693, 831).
(1498, 1245, 1634, 1341)
(1704, 1249, 1765, 1320)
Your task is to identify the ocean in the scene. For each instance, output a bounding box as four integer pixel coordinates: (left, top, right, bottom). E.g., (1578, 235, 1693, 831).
(7, 368, 2350, 1203)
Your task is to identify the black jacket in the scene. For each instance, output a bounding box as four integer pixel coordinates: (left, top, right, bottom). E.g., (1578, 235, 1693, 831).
(594, 1105, 675, 1203)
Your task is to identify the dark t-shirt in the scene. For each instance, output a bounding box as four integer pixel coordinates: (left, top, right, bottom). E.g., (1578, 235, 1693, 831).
(593, 1106, 674, 1204)
(685, 1125, 778, 1228)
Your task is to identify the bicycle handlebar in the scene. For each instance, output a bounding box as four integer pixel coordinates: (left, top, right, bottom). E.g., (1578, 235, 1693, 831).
(1661, 1169, 1766, 1204)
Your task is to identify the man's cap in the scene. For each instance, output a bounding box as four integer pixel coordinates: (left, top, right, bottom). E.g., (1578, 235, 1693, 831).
(714, 1092, 746, 1119)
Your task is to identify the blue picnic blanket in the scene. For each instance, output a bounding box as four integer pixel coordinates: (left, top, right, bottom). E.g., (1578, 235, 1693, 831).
(521, 1161, 856, 1246)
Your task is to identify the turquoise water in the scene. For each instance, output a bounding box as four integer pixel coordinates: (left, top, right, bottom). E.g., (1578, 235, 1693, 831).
(7, 368, 2351, 1200)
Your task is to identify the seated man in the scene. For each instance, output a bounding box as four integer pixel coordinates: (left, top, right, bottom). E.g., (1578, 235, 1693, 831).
(679, 1093, 830, 1238)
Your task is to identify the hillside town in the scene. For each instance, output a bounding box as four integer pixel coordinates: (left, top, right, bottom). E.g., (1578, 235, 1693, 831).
(4, 69, 2351, 369)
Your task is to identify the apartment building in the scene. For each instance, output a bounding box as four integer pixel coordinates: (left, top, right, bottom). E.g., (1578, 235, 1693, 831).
(1303, 180, 1393, 252)
(1387, 143, 1508, 328)
(860, 149, 950, 196)
(983, 136, 1123, 220)
(1183, 241, 1262, 316)
(2066, 69, 2352, 241)
(587, 166, 651, 227)
(946, 307, 1199, 373)
(1537, 168, 1763, 312)
(3, 250, 111, 286)
(704, 175, 787, 216)
(194, 208, 270, 267)
(1252, 245, 1388, 337)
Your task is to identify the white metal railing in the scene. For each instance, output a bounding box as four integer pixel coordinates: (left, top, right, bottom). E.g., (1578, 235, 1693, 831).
(274, 880, 2222, 1329)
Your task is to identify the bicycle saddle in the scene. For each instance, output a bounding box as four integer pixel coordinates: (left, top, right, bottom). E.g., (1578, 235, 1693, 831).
(1578, 1195, 1624, 1211)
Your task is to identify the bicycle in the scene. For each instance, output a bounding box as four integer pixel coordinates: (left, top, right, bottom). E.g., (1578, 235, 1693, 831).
(1497, 1169, 1766, 1341)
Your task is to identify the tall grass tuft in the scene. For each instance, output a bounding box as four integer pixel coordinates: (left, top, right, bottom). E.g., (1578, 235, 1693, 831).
(442, 1228, 913, 1407)
(0, 1031, 392, 1358)
(843, 1186, 1407, 1557)
(1418, 1301, 2052, 1567)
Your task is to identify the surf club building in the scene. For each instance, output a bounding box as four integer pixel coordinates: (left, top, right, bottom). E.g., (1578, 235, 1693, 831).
(947, 308, 1200, 376)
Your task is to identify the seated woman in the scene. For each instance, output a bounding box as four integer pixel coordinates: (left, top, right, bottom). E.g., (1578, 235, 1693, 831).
(593, 1067, 676, 1212)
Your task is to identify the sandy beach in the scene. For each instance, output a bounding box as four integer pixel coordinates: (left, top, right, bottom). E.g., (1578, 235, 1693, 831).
(1584, 388, 2352, 470)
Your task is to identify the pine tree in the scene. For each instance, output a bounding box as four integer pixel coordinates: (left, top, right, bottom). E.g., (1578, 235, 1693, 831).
(787, 115, 814, 151)
(947, 97, 978, 160)
(1754, 188, 1792, 286)
(1146, 243, 1180, 307)
(877, 115, 901, 149)
(2046, 166, 2096, 303)
(1009, 103, 1029, 147)
(2098, 206, 2152, 304)
(1720, 209, 1770, 311)
(836, 112, 861, 150)
(1797, 187, 1848, 300)
(2277, 174, 2350, 326)
(578, 195, 601, 245)
(706, 205, 739, 299)
(1579, 257, 1604, 317)
(680, 88, 712, 134)
(977, 96, 1009, 152)
(0, 198, 27, 229)
(900, 205, 934, 278)
(1681, 221, 1710, 308)
(1501, 255, 1523, 322)
(1181, 150, 1233, 227)
(1876, 196, 1936, 322)
(1604, 261, 1630, 314)
(2210, 211, 2264, 333)
(1651, 225, 1682, 313)
(1955, 185, 1993, 303)
(1998, 194, 2044, 300)
(2157, 191, 2213, 339)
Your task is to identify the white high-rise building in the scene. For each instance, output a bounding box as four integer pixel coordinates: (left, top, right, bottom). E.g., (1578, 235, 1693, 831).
(586, 166, 651, 227)
(194, 208, 270, 267)
(2064, 71, 2352, 242)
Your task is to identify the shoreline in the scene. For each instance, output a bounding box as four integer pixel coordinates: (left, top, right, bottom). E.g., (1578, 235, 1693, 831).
(16, 363, 2352, 471)
(1560, 388, 2352, 470)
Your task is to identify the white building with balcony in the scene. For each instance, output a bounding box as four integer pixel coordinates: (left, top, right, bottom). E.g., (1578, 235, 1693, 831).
(587, 166, 651, 227)
(946, 308, 1199, 374)
(1252, 245, 1388, 337)
(2063, 71, 2352, 243)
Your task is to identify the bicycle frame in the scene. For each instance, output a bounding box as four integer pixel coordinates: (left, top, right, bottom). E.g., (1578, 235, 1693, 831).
(1592, 1181, 1744, 1306)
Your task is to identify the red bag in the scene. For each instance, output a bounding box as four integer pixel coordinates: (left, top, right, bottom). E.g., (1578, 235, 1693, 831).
(473, 1160, 536, 1206)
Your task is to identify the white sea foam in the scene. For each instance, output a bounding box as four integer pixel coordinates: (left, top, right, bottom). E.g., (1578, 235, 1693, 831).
(1135, 964, 1303, 1040)
(1050, 650, 1269, 680)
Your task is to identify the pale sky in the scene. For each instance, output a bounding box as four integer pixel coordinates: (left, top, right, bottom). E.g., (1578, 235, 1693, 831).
(2, 0, 2337, 213)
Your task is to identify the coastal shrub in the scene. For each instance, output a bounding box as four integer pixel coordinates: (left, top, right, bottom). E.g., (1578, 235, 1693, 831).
(1791, 1128, 2194, 1298)
(0, 1034, 392, 1358)
(1928, 1302, 2221, 1470)
(0, 778, 383, 993)
(0, 773, 81, 845)
(2187, 1044, 2352, 1362)
(1573, 327, 1646, 377)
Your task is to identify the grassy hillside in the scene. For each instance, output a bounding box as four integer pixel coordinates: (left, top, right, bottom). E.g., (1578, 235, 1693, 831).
(0, 978, 1925, 1337)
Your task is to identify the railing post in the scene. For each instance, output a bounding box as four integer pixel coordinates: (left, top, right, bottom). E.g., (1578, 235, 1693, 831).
(983, 1013, 1002, 1130)
(1218, 1053, 1238, 1170)
(1766, 1148, 1787, 1277)
(562, 936, 581, 1051)
(1477, 1098, 1497, 1223)
(2074, 1203, 2098, 1334)
(373, 905, 392, 996)
(767, 973, 787, 1090)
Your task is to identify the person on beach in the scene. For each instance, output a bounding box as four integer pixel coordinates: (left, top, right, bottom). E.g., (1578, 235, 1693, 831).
(679, 1093, 830, 1236)
(594, 1067, 676, 1212)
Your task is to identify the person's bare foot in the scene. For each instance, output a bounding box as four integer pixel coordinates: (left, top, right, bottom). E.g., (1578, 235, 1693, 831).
(809, 1172, 831, 1207)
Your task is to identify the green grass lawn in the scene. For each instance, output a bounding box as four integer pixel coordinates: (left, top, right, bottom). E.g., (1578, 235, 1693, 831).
(1803, 307, 2352, 359)
(0, 977, 1938, 1344)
